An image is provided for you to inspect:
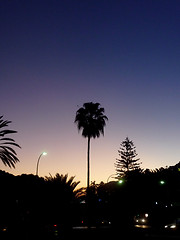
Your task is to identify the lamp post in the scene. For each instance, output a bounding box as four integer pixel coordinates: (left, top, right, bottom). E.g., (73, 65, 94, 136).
(36, 152, 47, 176)
(107, 174, 117, 183)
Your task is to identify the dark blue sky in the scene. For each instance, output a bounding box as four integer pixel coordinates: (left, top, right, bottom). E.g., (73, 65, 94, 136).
(1, 0, 180, 186)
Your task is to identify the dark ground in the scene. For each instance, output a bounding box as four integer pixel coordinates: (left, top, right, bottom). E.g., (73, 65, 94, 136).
(1, 225, 180, 240)
(71, 227, 180, 240)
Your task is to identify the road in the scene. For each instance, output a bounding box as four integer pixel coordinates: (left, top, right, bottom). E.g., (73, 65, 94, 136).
(1, 225, 180, 240)
(71, 227, 180, 240)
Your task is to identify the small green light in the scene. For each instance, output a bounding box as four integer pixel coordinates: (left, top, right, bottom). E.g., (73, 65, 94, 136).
(119, 179, 124, 184)
(160, 180, 165, 185)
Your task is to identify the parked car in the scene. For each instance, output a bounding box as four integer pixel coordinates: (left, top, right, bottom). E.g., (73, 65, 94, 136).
(164, 218, 180, 231)
(134, 213, 150, 229)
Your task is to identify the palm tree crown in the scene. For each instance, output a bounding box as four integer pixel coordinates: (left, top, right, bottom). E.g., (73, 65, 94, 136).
(74, 102, 108, 139)
(45, 173, 80, 191)
(0, 116, 21, 168)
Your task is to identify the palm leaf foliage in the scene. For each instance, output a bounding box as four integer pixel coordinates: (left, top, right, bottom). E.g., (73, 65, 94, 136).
(45, 173, 80, 191)
(0, 116, 21, 168)
(74, 102, 108, 139)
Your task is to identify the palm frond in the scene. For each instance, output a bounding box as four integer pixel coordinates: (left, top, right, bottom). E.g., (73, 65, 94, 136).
(0, 145, 17, 155)
(1, 141, 21, 148)
(67, 176, 73, 184)
(0, 116, 11, 128)
(0, 116, 21, 168)
(0, 148, 19, 168)
(0, 137, 16, 142)
(0, 130, 17, 137)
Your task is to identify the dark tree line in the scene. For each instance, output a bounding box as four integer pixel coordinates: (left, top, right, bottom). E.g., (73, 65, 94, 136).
(85, 164, 180, 229)
(1, 163, 180, 235)
(0, 171, 80, 238)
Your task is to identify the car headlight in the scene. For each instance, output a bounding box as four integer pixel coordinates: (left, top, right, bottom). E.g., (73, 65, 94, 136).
(170, 224, 176, 229)
(164, 224, 176, 229)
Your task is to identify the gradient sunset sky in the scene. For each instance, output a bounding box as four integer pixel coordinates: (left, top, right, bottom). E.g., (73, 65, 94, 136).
(1, 0, 180, 187)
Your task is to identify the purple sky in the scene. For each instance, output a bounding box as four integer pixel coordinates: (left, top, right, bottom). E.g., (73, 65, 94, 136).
(1, 0, 180, 187)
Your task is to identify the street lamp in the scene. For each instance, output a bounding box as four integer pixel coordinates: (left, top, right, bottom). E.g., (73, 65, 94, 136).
(107, 174, 117, 183)
(36, 152, 47, 176)
(160, 180, 165, 185)
(118, 179, 124, 184)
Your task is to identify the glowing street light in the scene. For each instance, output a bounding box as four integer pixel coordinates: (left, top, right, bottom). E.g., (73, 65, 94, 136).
(36, 152, 47, 176)
(118, 179, 124, 184)
(160, 180, 165, 185)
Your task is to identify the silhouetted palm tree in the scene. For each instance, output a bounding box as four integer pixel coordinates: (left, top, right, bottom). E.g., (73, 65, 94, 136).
(74, 102, 108, 190)
(0, 116, 21, 168)
(45, 173, 80, 192)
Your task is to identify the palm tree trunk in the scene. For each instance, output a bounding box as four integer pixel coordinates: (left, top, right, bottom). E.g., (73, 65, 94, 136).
(87, 136, 90, 190)
(87, 136, 91, 227)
